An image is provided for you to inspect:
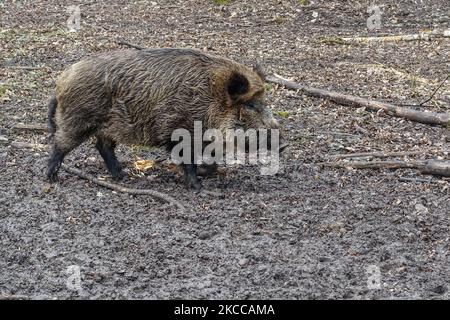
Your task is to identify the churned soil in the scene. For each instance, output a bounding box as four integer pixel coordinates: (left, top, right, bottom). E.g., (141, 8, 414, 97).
(0, 0, 449, 299)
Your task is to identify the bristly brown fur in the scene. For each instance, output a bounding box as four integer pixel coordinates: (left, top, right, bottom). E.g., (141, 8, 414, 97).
(47, 48, 278, 186)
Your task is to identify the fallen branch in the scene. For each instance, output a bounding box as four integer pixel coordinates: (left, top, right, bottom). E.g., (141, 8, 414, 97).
(2, 65, 51, 71)
(318, 160, 450, 177)
(267, 74, 450, 126)
(398, 177, 433, 183)
(341, 30, 450, 43)
(61, 164, 186, 211)
(13, 123, 48, 132)
(329, 150, 443, 160)
(10, 141, 48, 149)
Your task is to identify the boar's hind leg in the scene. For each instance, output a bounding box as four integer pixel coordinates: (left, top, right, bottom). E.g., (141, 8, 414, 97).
(95, 136, 123, 180)
(47, 128, 91, 182)
(47, 145, 65, 182)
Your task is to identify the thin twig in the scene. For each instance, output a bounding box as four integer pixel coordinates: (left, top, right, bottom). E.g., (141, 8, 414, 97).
(116, 39, 145, 50)
(418, 74, 450, 106)
(200, 189, 224, 197)
(319, 160, 418, 170)
(398, 177, 433, 183)
(2, 65, 51, 71)
(10, 139, 224, 198)
(397, 74, 450, 107)
(61, 164, 186, 211)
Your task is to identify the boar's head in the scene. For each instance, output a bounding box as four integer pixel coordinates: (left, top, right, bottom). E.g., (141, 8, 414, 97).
(208, 64, 285, 152)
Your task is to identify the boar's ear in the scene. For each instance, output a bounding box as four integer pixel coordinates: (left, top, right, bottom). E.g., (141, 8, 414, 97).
(227, 72, 249, 100)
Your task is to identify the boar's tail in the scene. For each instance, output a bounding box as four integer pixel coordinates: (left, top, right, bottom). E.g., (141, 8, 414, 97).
(47, 96, 58, 136)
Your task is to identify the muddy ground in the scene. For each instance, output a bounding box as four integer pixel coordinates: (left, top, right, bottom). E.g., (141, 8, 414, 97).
(1, 0, 449, 299)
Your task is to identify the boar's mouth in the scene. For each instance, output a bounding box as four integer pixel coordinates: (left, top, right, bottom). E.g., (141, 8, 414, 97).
(232, 101, 289, 153)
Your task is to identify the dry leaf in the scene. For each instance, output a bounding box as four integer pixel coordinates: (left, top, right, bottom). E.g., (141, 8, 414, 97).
(134, 159, 155, 171)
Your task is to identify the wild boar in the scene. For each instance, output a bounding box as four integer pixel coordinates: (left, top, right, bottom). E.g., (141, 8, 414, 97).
(46, 48, 281, 189)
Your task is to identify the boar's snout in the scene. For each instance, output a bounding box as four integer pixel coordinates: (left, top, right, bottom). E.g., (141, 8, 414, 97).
(259, 105, 289, 154)
(239, 102, 287, 153)
(259, 104, 286, 151)
(261, 108, 279, 130)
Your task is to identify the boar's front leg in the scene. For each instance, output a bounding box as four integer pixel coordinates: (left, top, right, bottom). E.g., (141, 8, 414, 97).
(95, 136, 124, 180)
(182, 163, 202, 191)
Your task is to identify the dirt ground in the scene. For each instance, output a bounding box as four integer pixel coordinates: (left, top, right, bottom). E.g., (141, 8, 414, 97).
(1, 0, 449, 299)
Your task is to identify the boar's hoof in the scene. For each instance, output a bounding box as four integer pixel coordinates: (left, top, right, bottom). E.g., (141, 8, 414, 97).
(111, 170, 125, 181)
(46, 172, 59, 183)
(182, 164, 202, 191)
(185, 176, 202, 191)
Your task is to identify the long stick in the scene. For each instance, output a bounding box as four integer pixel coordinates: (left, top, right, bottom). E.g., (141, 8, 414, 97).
(341, 30, 450, 42)
(319, 160, 450, 177)
(12, 123, 48, 132)
(329, 150, 445, 160)
(267, 74, 450, 126)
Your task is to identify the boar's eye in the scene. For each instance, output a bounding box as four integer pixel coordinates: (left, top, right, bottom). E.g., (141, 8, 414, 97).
(244, 101, 261, 112)
(246, 101, 256, 109)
